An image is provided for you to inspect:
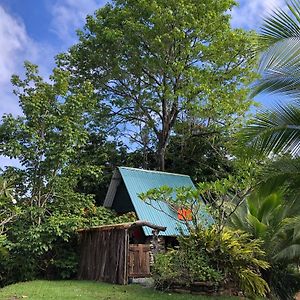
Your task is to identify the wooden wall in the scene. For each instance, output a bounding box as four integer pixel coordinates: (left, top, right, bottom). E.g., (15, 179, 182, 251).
(78, 228, 129, 285)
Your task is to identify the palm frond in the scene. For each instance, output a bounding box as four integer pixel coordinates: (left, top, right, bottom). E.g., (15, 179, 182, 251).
(244, 103, 300, 156)
(253, 1, 300, 97)
(257, 192, 283, 222)
(262, 157, 300, 194)
(278, 215, 300, 229)
(261, 0, 300, 46)
(253, 38, 300, 97)
(247, 214, 268, 238)
(273, 244, 300, 261)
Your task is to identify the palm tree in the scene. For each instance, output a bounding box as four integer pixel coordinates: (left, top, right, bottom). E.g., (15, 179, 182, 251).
(247, 0, 300, 156)
(230, 187, 300, 299)
(254, 0, 300, 97)
(230, 188, 300, 262)
(240, 4, 300, 297)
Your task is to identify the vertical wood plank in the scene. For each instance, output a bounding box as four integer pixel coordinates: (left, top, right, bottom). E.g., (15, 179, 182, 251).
(78, 228, 128, 284)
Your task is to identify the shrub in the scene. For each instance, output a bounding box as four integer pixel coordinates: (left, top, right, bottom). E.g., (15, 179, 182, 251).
(0, 203, 136, 286)
(153, 248, 222, 287)
(263, 265, 300, 300)
(153, 226, 270, 298)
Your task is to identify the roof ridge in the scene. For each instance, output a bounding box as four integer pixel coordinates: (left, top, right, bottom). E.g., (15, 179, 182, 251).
(118, 166, 190, 177)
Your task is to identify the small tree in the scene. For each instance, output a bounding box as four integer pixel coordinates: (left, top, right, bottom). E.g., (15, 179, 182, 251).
(139, 175, 270, 297)
(0, 63, 136, 284)
(139, 175, 255, 233)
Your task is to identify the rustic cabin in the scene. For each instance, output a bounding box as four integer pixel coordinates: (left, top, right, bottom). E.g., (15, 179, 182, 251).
(78, 167, 199, 285)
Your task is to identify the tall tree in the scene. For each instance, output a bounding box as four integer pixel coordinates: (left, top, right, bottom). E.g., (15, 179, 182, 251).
(58, 0, 257, 170)
(0, 62, 96, 224)
(0, 63, 136, 284)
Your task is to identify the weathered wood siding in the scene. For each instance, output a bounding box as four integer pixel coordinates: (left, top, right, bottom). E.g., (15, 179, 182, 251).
(78, 228, 129, 285)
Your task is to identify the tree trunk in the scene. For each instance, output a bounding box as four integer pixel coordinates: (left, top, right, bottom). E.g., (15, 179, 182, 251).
(157, 101, 178, 171)
(157, 142, 167, 171)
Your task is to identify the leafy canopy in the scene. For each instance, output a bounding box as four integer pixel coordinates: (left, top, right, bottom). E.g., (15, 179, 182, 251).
(58, 0, 257, 169)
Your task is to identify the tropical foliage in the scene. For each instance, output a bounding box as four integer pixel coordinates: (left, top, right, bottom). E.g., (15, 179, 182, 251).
(236, 1, 300, 298)
(153, 227, 270, 297)
(254, 0, 300, 98)
(245, 103, 300, 157)
(230, 186, 300, 299)
(140, 177, 270, 298)
(230, 188, 300, 262)
(246, 0, 300, 156)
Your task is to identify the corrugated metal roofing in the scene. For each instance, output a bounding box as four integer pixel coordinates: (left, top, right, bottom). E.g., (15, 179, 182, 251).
(117, 167, 196, 236)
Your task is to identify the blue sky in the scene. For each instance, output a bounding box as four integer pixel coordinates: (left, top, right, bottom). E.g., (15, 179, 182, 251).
(0, 0, 286, 169)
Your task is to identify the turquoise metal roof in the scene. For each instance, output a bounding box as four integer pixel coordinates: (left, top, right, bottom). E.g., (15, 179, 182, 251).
(118, 167, 195, 236)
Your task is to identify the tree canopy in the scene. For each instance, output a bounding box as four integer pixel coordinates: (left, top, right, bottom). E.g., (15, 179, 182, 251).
(58, 0, 257, 170)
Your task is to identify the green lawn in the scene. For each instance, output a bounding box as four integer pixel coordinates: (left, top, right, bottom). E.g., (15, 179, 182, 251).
(0, 280, 238, 300)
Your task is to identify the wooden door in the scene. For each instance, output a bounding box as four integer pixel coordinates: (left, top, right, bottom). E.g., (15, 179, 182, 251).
(128, 244, 151, 277)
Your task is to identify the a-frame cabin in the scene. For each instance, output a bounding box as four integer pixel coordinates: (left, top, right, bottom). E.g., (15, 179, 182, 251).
(78, 167, 202, 284)
(103, 166, 196, 238)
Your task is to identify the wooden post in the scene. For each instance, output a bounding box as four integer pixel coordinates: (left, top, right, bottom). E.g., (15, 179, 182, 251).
(151, 229, 160, 255)
(123, 229, 129, 284)
(149, 229, 163, 265)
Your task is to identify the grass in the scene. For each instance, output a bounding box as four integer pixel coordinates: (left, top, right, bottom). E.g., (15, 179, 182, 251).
(0, 280, 239, 300)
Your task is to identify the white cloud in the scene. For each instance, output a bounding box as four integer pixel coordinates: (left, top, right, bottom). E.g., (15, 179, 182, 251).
(0, 7, 28, 86)
(231, 0, 286, 29)
(0, 5, 55, 117)
(0, 5, 56, 169)
(50, 0, 106, 45)
(0, 1, 106, 170)
(0, 6, 27, 117)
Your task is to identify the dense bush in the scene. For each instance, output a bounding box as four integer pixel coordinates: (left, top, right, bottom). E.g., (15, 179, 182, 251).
(263, 265, 300, 300)
(0, 198, 135, 287)
(153, 226, 270, 298)
(153, 248, 222, 287)
(141, 179, 270, 297)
